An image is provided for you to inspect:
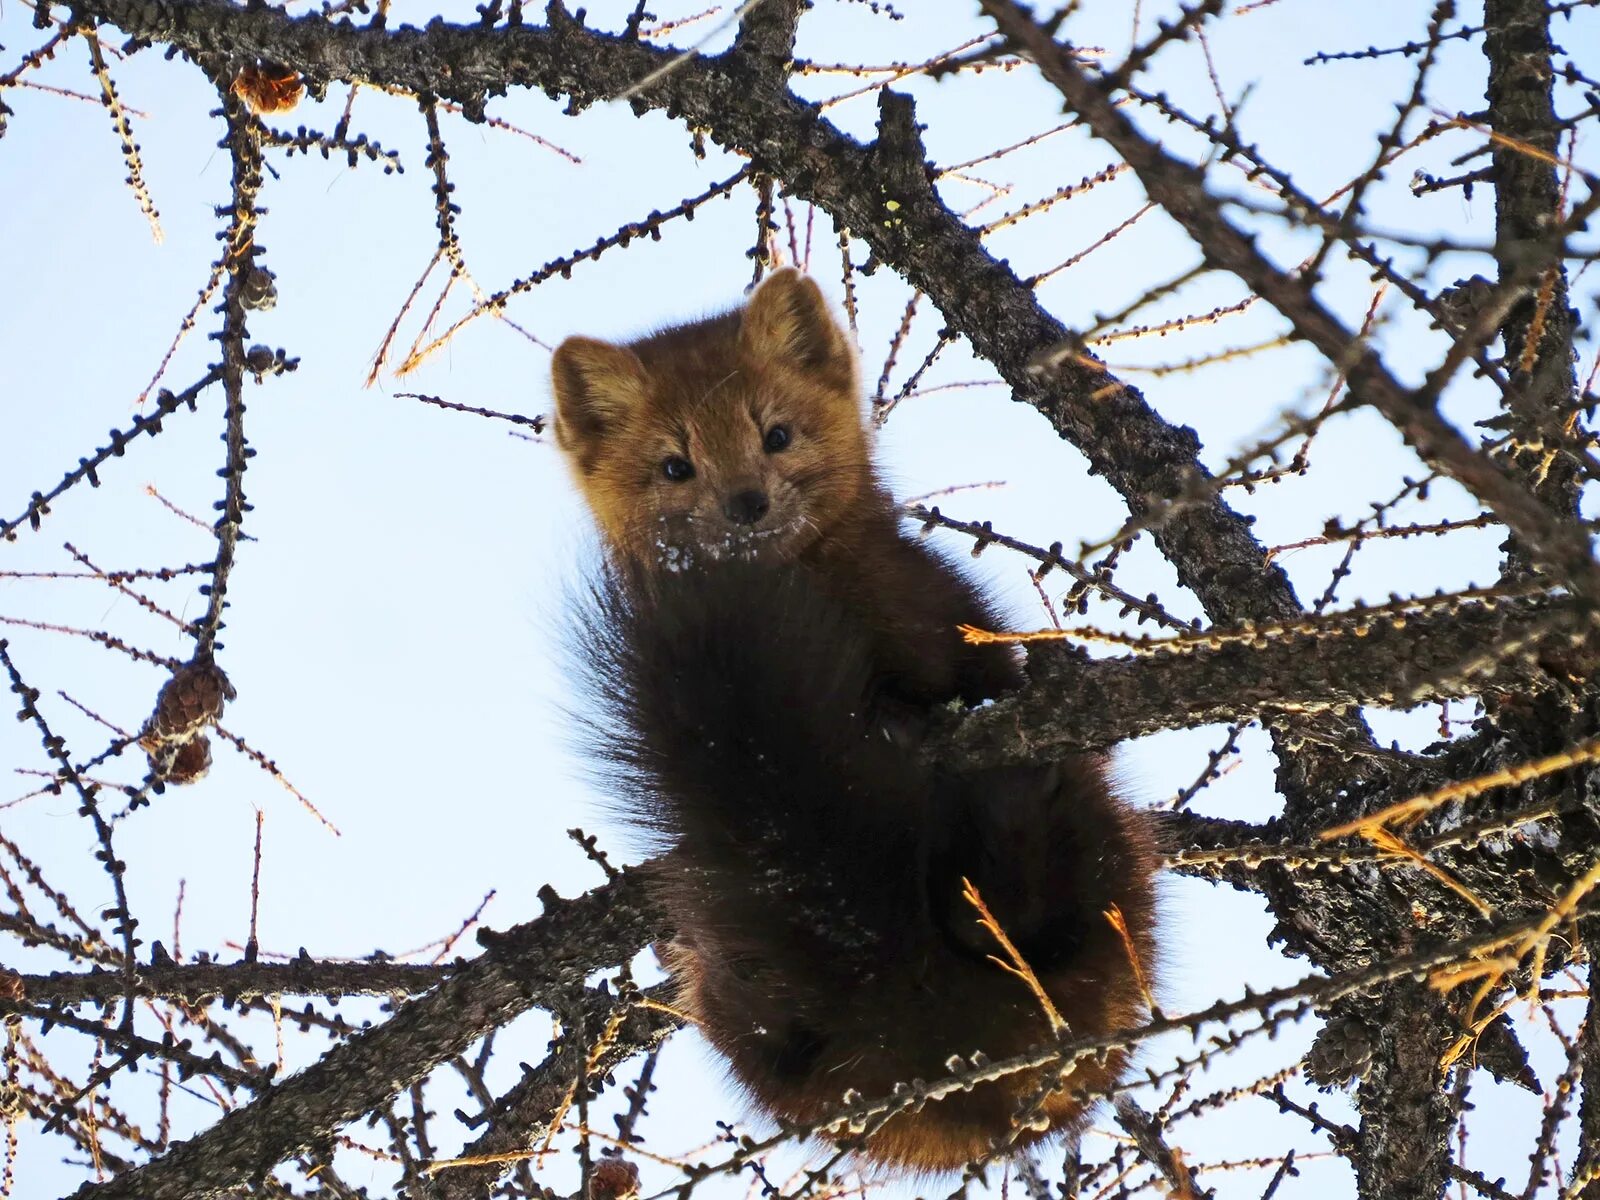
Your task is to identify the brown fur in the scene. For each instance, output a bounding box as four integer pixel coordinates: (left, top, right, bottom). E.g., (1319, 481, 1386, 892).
(556, 270, 1159, 1172)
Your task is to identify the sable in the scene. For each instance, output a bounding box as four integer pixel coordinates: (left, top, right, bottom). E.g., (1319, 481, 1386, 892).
(557, 270, 1158, 1171)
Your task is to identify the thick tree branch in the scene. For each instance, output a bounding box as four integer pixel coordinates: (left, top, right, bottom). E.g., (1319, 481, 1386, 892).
(65, 875, 661, 1200)
(1351, 984, 1455, 1200)
(1485, 0, 1583, 525)
(934, 596, 1574, 770)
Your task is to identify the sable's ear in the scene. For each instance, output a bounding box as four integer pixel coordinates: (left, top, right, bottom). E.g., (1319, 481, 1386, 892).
(551, 336, 648, 457)
(739, 269, 855, 386)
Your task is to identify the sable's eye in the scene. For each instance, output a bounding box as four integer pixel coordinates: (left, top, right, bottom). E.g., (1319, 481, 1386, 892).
(763, 425, 791, 453)
(662, 456, 694, 482)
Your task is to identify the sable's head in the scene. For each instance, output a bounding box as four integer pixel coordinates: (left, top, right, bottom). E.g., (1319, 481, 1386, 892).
(551, 270, 870, 566)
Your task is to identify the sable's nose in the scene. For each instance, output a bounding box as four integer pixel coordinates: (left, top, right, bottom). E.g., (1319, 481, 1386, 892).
(723, 489, 770, 525)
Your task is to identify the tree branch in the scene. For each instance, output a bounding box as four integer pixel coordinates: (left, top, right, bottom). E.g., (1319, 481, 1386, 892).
(65, 875, 661, 1200)
(426, 985, 677, 1200)
(934, 596, 1574, 770)
(8, 958, 450, 1011)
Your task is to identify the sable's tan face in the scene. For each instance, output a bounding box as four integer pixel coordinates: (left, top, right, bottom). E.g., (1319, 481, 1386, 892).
(551, 270, 871, 567)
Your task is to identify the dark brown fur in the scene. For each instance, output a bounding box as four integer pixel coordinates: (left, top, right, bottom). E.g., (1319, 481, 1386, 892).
(556, 271, 1158, 1172)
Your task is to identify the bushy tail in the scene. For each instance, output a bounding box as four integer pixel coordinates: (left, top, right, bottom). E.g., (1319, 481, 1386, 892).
(575, 562, 932, 972)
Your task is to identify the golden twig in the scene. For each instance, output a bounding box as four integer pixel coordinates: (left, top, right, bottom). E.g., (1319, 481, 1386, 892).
(961, 877, 1068, 1036)
(1104, 903, 1157, 1012)
(1318, 736, 1600, 841)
